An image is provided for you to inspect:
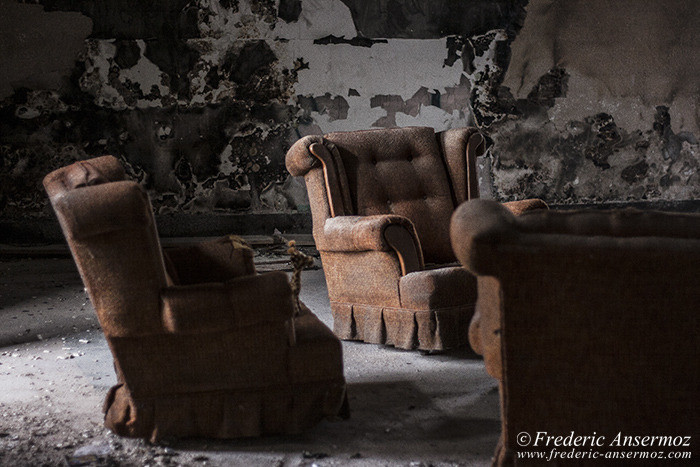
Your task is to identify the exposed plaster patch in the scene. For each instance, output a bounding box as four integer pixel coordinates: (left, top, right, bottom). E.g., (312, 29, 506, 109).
(293, 39, 464, 100)
(80, 40, 173, 110)
(120, 42, 172, 104)
(274, 0, 357, 40)
(370, 89, 430, 127)
(367, 87, 472, 130)
(291, 37, 476, 133)
(395, 107, 471, 132)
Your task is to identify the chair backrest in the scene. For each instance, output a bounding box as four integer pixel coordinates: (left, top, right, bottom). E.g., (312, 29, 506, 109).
(43, 156, 168, 337)
(288, 126, 483, 264)
(452, 200, 700, 458)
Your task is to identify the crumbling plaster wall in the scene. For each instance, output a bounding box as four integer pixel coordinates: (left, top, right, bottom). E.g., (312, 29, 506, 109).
(0, 0, 697, 229)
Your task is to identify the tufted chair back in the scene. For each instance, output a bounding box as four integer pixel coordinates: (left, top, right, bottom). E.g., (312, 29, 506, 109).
(43, 156, 168, 337)
(320, 126, 480, 264)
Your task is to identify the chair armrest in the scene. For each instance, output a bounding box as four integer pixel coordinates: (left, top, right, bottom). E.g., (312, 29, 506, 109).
(160, 271, 295, 334)
(502, 198, 548, 216)
(450, 199, 518, 276)
(162, 237, 255, 285)
(320, 215, 424, 274)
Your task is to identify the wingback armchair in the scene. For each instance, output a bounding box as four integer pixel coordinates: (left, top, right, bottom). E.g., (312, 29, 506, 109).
(286, 126, 546, 351)
(451, 199, 700, 464)
(43, 156, 347, 442)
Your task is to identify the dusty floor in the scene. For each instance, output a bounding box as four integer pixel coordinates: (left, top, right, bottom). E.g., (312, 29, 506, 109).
(0, 252, 499, 466)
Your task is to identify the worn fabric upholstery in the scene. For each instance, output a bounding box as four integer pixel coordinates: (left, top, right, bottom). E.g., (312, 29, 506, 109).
(438, 127, 481, 205)
(501, 198, 548, 216)
(162, 236, 255, 285)
(320, 214, 421, 256)
(44, 156, 347, 442)
(451, 199, 700, 465)
(323, 127, 457, 263)
(287, 126, 546, 351)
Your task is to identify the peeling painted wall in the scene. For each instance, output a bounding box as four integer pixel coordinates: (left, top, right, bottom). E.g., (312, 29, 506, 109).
(1, 0, 523, 222)
(0, 0, 698, 235)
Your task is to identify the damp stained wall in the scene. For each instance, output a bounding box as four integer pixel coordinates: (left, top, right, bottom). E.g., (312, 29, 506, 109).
(0, 0, 698, 235)
(492, 0, 699, 204)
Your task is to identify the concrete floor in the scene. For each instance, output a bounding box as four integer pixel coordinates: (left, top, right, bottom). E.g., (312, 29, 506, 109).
(0, 255, 499, 466)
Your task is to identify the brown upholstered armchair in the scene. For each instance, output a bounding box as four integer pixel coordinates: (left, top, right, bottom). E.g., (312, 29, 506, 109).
(43, 156, 347, 442)
(286, 126, 546, 351)
(451, 199, 700, 465)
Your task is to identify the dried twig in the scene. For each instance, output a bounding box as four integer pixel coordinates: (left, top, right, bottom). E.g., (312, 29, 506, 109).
(287, 240, 314, 315)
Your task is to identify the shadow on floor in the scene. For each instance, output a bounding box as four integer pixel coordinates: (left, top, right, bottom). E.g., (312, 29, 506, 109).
(0, 258, 97, 347)
(170, 380, 500, 461)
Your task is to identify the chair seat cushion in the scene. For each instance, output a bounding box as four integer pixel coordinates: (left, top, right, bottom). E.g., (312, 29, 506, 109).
(328, 266, 478, 351)
(163, 237, 255, 285)
(325, 258, 480, 351)
(399, 266, 477, 310)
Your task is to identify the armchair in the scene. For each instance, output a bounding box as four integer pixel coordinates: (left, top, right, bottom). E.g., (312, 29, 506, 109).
(286, 126, 546, 350)
(451, 199, 700, 464)
(43, 156, 347, 442)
